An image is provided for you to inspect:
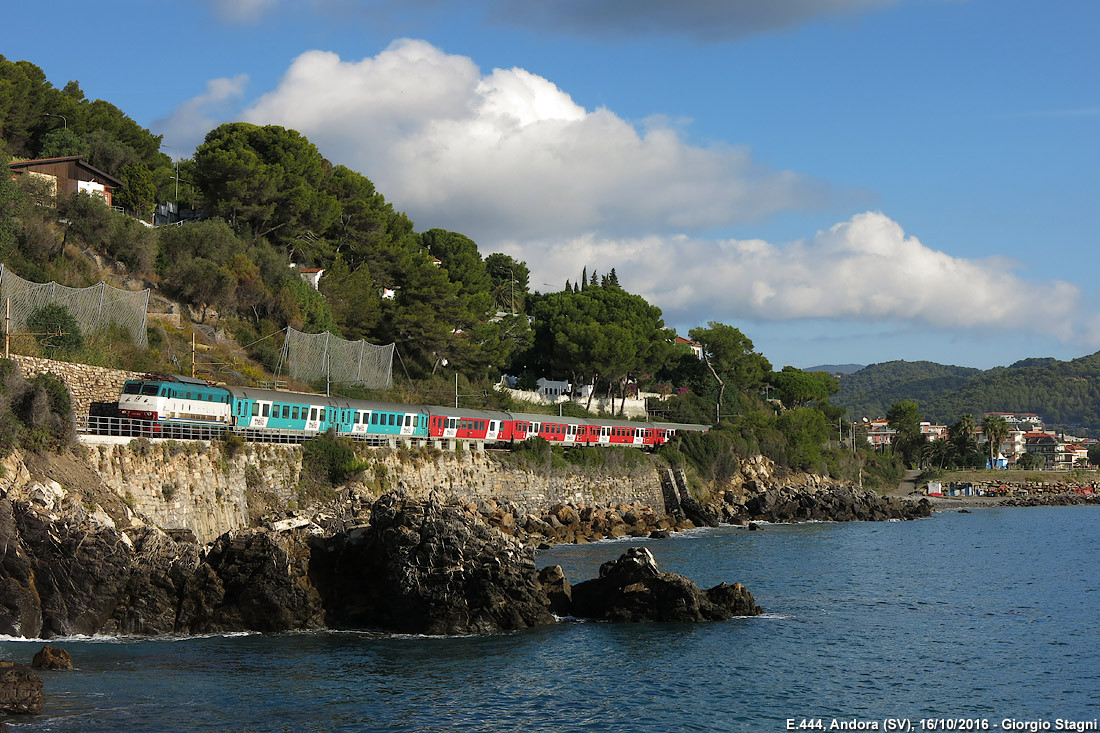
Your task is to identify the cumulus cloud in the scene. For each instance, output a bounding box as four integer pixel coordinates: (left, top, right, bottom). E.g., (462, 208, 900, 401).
(151, 75, 250, 152)
(506, 212, 1097, 346)
(169, 40, 1097, 350)
(243, 40, 833, 241)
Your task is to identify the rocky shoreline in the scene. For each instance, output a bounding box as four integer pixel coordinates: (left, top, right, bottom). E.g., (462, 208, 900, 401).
(0, 486, 767, 643)
(928, 492, 1100, 509)
(0, 448, 932, 644)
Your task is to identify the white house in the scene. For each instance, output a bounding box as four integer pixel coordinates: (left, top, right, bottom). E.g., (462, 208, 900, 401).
(536, 378, 570, 398)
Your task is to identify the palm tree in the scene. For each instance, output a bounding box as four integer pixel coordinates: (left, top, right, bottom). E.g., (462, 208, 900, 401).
(922, 436, 953, 469)
(981, 414, 1010, 469)
(949, 414, 978, 466)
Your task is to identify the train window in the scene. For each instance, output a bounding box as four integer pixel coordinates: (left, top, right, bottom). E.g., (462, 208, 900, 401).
(282, 405, 290, 419)
(387, 414, 394, 426)
(262, 404, 270, 417)
(370, 413, 378, 425)
(123, 383, 140, 395)
(292, 406, 300, 420)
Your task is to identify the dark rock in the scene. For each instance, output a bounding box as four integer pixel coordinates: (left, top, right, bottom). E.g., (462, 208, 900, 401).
(1, 499, 131, 638)
(165, 528, 198, 544)
(748, 522, 761, 531)
(177, 528, 326, 634)
(570, 547, 763, 622)
(316, 494, 555, 635)
(743, 486, 931, 524)
(31, 646, 72, 670)
(649, 530, 670, 539)
(0, 662, 42, 714)
(537, 565, 572, 616)
(680, 496, 721, 528)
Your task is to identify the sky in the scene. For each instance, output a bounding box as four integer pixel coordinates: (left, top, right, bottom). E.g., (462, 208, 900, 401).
(5, 0, 1099, 371)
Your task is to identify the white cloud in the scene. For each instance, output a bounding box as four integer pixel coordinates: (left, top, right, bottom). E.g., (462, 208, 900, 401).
(171, 40, 1098, 351)
(505, 212, 1098, 346)
(151, 75, 250, 153)
(242, 39, 832, 241)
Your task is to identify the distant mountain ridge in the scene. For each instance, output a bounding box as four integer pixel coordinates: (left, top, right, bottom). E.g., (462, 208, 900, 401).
(804, 364, 865, 375)
(834, 352, 1100, 434)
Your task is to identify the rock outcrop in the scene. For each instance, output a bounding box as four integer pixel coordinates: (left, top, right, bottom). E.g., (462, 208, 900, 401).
(0, 662, 42, 714)
(31, 646, 72, 671)
(570, 547, 762, 622)
(736, 485, 932, 523)
(318, 494, 556, 635)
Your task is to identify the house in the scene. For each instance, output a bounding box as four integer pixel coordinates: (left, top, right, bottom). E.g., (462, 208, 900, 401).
(865, 419, 895, 448)
(983, 411, 1045, 432)
(921, 422, 947, 439)
(1023, 433, 1058, 468)
(8, 156, 123, 208)
(673, 336, 703, 360)
(294, 266, 324, 290)
(536, 378, 570, 399)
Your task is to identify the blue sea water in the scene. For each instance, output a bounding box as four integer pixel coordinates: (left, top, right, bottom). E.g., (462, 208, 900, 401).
(2, 506, 1098, 732)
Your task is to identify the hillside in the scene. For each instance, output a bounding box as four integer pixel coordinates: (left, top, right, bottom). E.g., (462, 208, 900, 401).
(835, 353, 1100, 434)
(804, 363, 864, 375)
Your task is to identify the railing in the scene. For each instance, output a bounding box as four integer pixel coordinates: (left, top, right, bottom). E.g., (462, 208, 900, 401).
(76, 414, 432, 447)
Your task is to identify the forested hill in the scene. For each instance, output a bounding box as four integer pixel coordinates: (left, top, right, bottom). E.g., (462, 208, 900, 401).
(835, 353, 1100, 433)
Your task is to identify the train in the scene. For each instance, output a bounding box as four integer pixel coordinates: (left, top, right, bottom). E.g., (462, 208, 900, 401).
(117, 374, 709, 448)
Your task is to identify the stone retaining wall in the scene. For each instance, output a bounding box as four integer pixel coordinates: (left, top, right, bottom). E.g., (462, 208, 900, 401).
(7, 356, 671, 541)
(85, 439, 667, 543)
(12, 355, 138, 417)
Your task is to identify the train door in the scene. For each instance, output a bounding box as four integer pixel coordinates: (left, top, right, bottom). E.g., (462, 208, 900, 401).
(400, 413, 415, 436)
(352, 410, 369, 435)
(487, 419, 500, 441)
(565, 424, 577, 444)
(304, 406, 322, 433)
(253, 401, 271, 428)
(634, 428, 644, 446)
(232, 399, 249, 427)
(599, 425, 610, 444)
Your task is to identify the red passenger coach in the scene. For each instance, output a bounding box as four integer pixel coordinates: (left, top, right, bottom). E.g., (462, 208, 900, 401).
(427, 407, 510, 442)
(507, 413, 589, 444)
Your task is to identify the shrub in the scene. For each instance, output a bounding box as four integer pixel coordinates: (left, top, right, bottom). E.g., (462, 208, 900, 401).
(221, 431, 246, 461)
(301, 430, 368, 489)
(26, 303, 83, 356)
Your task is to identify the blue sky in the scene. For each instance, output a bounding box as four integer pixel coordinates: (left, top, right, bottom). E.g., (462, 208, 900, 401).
(6, 0, 1098, 371)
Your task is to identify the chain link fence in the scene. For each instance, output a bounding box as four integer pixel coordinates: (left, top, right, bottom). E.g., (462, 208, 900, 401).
(279, 327, 394, 389)
(0, 265, 149, 348)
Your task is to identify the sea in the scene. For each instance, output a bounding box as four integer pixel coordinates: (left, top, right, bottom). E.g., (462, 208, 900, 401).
(2, 505, 1098, 732)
